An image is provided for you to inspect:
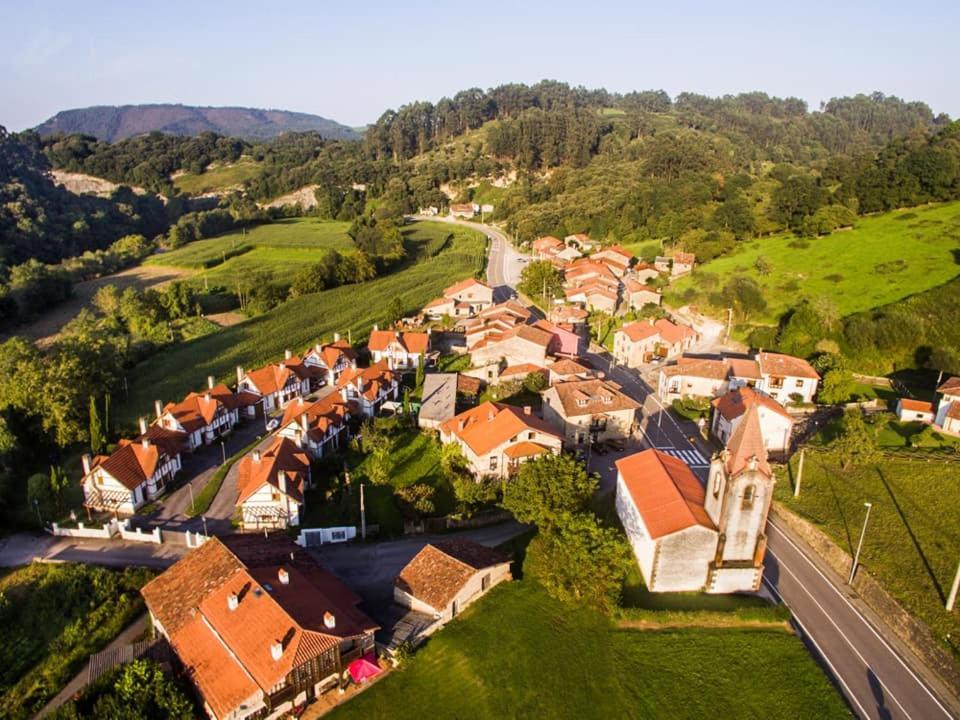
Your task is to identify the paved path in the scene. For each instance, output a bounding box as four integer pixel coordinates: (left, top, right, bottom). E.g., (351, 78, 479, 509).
(36, 614, 149, 718)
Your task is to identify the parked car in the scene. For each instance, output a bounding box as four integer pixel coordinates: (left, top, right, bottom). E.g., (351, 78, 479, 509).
(266, 418, 280, 431)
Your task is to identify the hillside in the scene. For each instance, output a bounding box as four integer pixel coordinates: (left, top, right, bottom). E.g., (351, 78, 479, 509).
(34, 104, 362, 142)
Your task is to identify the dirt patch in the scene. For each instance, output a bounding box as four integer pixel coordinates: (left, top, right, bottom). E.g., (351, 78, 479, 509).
(206, 312, 246, 327)
(13, 264, 195, 348)
(52, 170, 148, 197)
(263, 185, 320, 209)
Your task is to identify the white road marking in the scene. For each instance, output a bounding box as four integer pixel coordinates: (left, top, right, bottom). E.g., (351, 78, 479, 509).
(659, 447, 708, 467)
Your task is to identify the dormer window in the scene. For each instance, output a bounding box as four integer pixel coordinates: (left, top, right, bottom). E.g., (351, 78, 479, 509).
(577, 399, 588, 407)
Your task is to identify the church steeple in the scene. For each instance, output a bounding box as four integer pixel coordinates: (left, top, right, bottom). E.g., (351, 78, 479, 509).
(724, 403, 771, 479)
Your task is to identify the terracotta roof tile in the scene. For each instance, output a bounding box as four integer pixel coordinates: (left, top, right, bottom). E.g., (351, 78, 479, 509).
(440, 402, 560, 456)
(235, 437, 310, 506)
(368, 330, 430, 355)
(899, 398, 934, 413)
(724, 403, 771, 477)
(757, 352, 820, 380)
(937, 377, 960, 395)
(444, 277, 491, 297)
(395, 541, 510, 612)
(616, 450, 715, 539)
(712, 386, 791, 422)
(546, 378, 640, 417)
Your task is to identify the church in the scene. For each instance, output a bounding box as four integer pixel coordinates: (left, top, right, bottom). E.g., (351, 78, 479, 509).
(615, 403, 775, 593)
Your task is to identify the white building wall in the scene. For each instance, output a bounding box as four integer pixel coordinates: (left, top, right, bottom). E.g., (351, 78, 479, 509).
(616, 474, 657, 583)
(650, 526, 718, 592)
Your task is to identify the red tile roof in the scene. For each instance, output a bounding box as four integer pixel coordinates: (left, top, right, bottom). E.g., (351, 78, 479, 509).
(616, 450, 716, 539)
(661, 357, 729, 381)
(244, 363, 296, 396)
(533, 236, 564, 252)
(937, 377, 960, 395)
(899, 398, 934, 413)
(723, 403, 771, 477)
(162, 391, 223, 432)
(367, 330, 430, 355)
(141, 536, 378, 720)
(395, 541, 510, 611)
(91, 438, 169, 491)
(440, 401, 560, 456)
(757, 352, 820, 380)
(619, 318, 697, 345)
(673, 251, 696, 265)
(308, 340, 357, 369)
(725, 357, 761, 380)
(546, 378, 640, 417)
(712, 386, 791, 422)
(444, 277, 491, 297)
(236, 436, 310, 505)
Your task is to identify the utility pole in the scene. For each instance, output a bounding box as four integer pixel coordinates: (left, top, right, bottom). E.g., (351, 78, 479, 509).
(220, 440, 227, 465)
(33, 498, 43, 530)
(725, 307, 733, 343)
(201, 514, 209, 538)
(360, 482, 367, 540)
(794, 447, 806, 498)
(848, 502, 873, 585)
(947, 560, 960, 611)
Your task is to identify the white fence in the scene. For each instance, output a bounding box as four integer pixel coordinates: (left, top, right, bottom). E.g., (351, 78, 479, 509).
(296, 526, 357, 547)
(185, 530, 209, 548)
(50, 519, 119, 539)
(119, 520, 163, 544)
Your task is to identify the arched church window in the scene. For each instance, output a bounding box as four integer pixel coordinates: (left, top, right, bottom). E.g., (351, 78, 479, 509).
(742, 484, 756, 510)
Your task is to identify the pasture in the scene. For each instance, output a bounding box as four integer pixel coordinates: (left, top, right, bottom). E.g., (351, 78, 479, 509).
(171, 158, 263, 195)
(667, 201, 960, 321)
(116, 222, 485, 425)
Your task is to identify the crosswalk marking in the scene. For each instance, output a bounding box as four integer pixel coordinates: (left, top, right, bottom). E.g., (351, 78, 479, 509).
(659, 447, 708, 467)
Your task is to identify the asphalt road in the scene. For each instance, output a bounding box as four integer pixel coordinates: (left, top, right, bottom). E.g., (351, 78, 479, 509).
(587, 347, 956, 720)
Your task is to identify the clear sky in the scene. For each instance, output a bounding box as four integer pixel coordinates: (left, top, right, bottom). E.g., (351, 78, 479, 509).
(1, 0, 957, 131)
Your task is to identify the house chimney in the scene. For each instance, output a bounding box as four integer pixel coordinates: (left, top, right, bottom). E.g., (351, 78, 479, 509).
(373, 323, 378, 332)
(141, 437, 151, 450)
(323, 611, 336, 629)
(208, 375, 215, 390)
(314, 343, 322, 354)
(284, 349, 292, 360)
(204, 391, 211, 402)
(253, 449, 261, 462)
(81, 453, 92, 474)
(334, 332, 341, 342)
(227, 593, 239, 611)
(278, 470, 287, 496)
(648, 317, 655, 326)
(279, 361, 286, 372)
(523, 405, 532, 416)
(300, 414, 309, 431)
(139, 416, 148, 434)
(278, 568, 290, 585)
(271, 641, 283, 661)
(154, 400, 163, 419)
(237, 365, 245, 383)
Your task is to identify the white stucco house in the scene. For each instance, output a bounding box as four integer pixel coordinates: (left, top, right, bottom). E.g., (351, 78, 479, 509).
(711, 386, 795, 454)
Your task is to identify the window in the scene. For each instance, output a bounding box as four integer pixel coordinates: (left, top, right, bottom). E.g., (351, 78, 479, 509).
(742, 485, 756, 510)
(795, 379, 804, 389)
(482, 573, 491, 591)
(527, 432, 535, 440)
(271, 490, 281, 502)
(489, 456, 498, 471)
(577, 399, 588, 407)
(770, 376, 784, 389)
(712, 473, 721, 498)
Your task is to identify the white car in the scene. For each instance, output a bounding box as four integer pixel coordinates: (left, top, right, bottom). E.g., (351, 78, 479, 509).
(266, 418, 280, 431)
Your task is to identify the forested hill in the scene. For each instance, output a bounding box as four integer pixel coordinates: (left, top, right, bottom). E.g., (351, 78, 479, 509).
(34, 104, 362, 142)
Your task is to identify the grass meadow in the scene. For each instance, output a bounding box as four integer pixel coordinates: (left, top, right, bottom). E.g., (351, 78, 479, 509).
(667, 201, 960, 321)
(116, 221, 485, 425)
(171, 158, 263, 195)
(776, 451, 960, 662)
(329, 579, 848, 719)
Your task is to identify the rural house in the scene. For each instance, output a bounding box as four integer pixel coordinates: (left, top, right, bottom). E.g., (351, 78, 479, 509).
(613, 318, 699, 367)
(439, 402, 562, 479)
(657, 357, 730, 402)
(934, 377, 960, 435)
(155, 377, 242, 451)
(671, 251, 696, 276)
(303, 336, 358, 385)
(615, 404, 774, 593)
(235, 436, 311, 530)
(277, 393, 355, 459)
(81, 429, 183, 514)
(541, 378, 640, 446)
(449, 202, 477, 218)
(547, 358, 595, 385)
(590, 245, 634, 276)
(237, 360, 309, 415)
(394, 540, 512, 625)
(423, 278, 494, 319)
(336, 360, 400, 418)
(623, 278, 662, 311)
(469, 323, 554, 369)
(711, 386, 794, 453)
(418, 373, 458, 429)
(755, 351, 820, 404)
(896, 398, 936, 423)
(632, 262, 661, 284)
(367, 327, 431, 370)
(141, 535, 378, 720)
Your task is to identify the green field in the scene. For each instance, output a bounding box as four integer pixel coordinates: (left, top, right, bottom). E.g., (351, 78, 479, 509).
(146, 218, 355, 269)
(668, 201, 960, 321)
(330, 579, 848, 719)
(116, 222, 484, 426)
(777, 451, 960, 662)
(171, 158, 263, 195)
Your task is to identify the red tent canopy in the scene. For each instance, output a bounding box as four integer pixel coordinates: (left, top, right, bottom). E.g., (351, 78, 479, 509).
(348, 653, 382, 684)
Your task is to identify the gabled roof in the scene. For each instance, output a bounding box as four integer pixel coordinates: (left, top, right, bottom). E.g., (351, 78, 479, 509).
(279, 393, 352, 437)
(444, 277, 491, 297)
(899, 398, 935, 413)
(395, 540, 510, 612)
(619, 318, 697, 345)
(616, 450, 716, 539)
(661, 357, 729, 381)
(90, 438, 168, 490)
(673, 251, 696, 265)
(937, 377, 960, 395)
(236, 436, 310, 505)
(726, 356, 761, 380)
(756, 352, 820, 380)
(546, 378, 640, 417)
(712, 385, 792, 422)
(163, 391, 224, 432)
(623, 277, 659, 295)
(308, 339, 358, 369)
(548, 358, 594, 377)
(419, 373, 458, 423)
(724, 403, 771, 477)
(499, 363, 547, 379)
(549, 305, 589, 323)
(367, 330, 430, 355)
(141, 536, 378, 720)
(244, 363, 297, 396)
(336, 360, 397, 400)
(440, 401, 560, 456)
(533, 236, 564, 252)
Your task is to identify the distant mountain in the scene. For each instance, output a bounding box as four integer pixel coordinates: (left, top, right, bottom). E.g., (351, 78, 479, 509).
(34, 104, 362, 142)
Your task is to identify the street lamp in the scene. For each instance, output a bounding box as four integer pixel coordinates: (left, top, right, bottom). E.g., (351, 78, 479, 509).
(848, 502, 873, 585)
(33, 498, 43, 529)
(188, 482, 196, 515)
(220, 440, 226, 465)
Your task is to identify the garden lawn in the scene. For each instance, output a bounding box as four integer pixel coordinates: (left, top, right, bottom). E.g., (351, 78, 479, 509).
(667, 200, 960, 322)
(0, 563, 154, 719)
(171, 158, 263, 195)
(329, 580, 848, 719)
(117, 222, 483, 427)
(145, 218, 354, 269)
(777, 451, 960, 662)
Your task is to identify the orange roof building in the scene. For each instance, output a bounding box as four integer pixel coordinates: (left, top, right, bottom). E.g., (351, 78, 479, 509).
(141, 535, 378, 720)
(614, 318, 700, 368)
(336, 360, 400, 418)
(304, 337, 358, 384)
(542, 378, 640, 445)
(367, 327, 431, 370)
(278, 393, 355, 459)
(237, 358, 310, 414)
(439, 401, 562, 479)
(81, 435, 182, 515)
(235, 436, 311, 530)
(711, 386, 794, 453)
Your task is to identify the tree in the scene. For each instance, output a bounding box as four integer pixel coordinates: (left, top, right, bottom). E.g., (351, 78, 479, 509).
(754, 255, 773, 275)
(524, 513, 632, 612)
(415, 356, 425, 390)
(517, 260, 564, 304)
(89, 395, 105, 454)
(818, 366, 856, 405)
(721, 276, 767, 321)
(385, 297, 405, 326)
(522, 371, 548, 393)
(360, 419, 393, 485)
(396, 483, 435, 517)
(501, 454, 597, 531)
(833, 408, 880, 470)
